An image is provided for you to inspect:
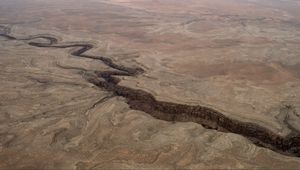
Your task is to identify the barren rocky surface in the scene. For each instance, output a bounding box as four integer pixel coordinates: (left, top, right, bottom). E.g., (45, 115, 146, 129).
(1, 0, 300, 169)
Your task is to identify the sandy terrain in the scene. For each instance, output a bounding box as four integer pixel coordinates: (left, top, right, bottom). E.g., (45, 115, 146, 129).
(0, 0, 300, 169)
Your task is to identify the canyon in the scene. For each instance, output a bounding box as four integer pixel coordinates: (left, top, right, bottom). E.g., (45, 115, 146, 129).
(1, 0, 300, 169)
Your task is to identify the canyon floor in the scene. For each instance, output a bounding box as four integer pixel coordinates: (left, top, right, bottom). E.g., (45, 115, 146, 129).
(1, 0, 300, 169)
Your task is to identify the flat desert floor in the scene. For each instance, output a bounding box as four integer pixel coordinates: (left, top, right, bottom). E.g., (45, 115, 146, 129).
(0, 0, 300, 169)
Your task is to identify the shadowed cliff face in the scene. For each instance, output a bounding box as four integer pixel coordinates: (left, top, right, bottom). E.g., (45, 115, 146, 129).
(1, 25, 299, 157)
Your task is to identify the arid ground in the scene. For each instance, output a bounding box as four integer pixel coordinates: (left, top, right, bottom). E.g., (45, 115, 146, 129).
(1, 0, 300, 169)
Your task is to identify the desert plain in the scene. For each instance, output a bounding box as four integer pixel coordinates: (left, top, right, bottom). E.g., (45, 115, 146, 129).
(0, 0, 300, 169)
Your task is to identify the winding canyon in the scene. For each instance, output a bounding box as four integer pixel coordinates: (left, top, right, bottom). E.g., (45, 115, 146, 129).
(1, 25, 300, 157)
(1, 0, 300, 169)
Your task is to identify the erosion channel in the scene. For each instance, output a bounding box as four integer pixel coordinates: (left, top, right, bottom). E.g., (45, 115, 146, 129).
(1, 25, 299, 157)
